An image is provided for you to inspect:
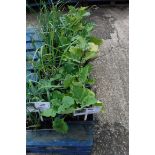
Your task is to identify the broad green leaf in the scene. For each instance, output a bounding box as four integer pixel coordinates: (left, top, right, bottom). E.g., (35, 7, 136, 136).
(64, 75, 75, 88)
(69, 46, 83, 61)
(63, 63, 76, 74)
(71, 82, 97, 107)
(79, 65, 91, 83)
(88, 42, 99, 52)
(58, 67, 65, 74)
(53, 118, 68, 134)
(86, 78, 95, 85)
(42, 99, 61, 117)
(60, 107, 75, 114)
(41, 108, 56, 117)
(81, 95, 97, 108)
(77, 36, 87, 49)
(62, 48, 82, 63)
(38, 79, 51, 90)
(52, 91, 63, 100)
(58, 96, 74, 113)
(38, 79, 62, 91)
(89, 36, 103, 45)
(94, 100, 104, 106)
(82, 51, 97, 62)
(51, 99, 61, 107)
(71, 83, 85, 102)
(86, 89, 95, 97)
(62, 96, 74, 106)
(85, 23, 94, 32)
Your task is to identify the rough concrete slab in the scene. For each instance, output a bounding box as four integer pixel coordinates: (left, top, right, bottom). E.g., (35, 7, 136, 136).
(89, 6, 129, 155)
(26, 6, 129, 155)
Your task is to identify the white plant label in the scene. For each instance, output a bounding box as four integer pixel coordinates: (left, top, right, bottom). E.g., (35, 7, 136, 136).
(27, 102, 50, 112)
(34, 102, 50, 111)
(27, 105, 39, 113)
(73, 106, 102, 120)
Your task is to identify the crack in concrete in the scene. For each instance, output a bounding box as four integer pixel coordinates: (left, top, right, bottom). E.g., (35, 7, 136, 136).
(115, 27, 122, 48)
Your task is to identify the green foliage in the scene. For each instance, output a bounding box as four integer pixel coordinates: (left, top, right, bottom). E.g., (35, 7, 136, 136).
(41, 108, 56, 117)
(64, 74, 75, 88)
(89, 36, 103, 45)
(58, 96, 75, 113)
(52, 91, 63, 100)
(26, 4, 104, 133)
(53, 118, 68, 134)
(41, 99, 61, 117)
(78, 65, 91, 83)
(70, 83, 97, 108)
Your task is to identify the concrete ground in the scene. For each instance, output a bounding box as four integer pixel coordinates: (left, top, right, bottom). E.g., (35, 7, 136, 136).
(27, 6, 129, 155)
(90, 6, 129, 155)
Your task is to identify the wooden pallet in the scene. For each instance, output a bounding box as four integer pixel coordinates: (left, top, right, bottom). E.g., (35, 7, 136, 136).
(26, 28, 43, 82)
(26, 28, 94, 154)
(27, 124, 93, 154)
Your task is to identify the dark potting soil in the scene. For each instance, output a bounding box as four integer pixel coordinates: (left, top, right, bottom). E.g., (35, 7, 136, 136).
(26, 113, 94, 130)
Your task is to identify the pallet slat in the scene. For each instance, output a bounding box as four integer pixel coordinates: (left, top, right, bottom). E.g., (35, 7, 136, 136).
(27, 147, 91, 155)
(26, 28, 42, 43)
(27, 124, 93, 154)
(26, 27, 39, 33)
(27, 124, 93, 147)
(26, 51, 39, 61)
(26, 28, 43, 82)
(26, 63, 34, 71)
(26, 33, 42, 42)
(26, 72, 38, 82)
(26, 42, 43, 51)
